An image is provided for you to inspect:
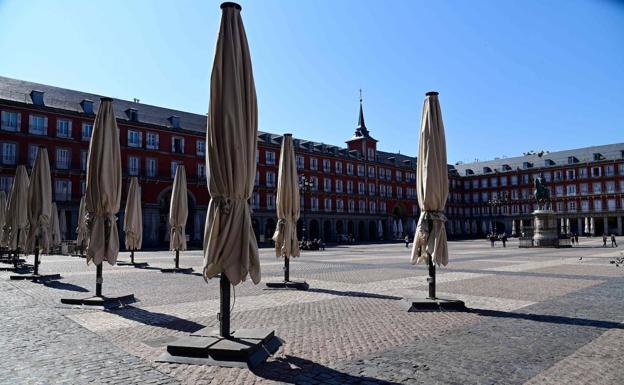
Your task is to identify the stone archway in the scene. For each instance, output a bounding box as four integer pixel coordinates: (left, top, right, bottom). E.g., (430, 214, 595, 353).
(309, 219, 320, 240)
(323, 220, 332, 242)
(358, 221, 366, 241)
(347, 220, 355, 238)
(368, 221, 376, 241)
(336, 220, 344, 237)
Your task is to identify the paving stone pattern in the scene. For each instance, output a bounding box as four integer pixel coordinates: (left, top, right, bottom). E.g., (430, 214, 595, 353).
(1, 238, 623, 384)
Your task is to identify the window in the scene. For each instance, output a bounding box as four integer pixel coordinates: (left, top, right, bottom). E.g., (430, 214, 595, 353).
(172, 137, 185, 154)
(324, 198, 332, 212)
(380, 201, 386, 213)
(379, 168, 385, 180)
(1, 110, 20, 132)
(481, 178, 488, 188)
(620, 180, 624, 192)
(567, 201, 576, 212)
(266, 171, 276, 187)
(311, 197, 319, 211)
(619, 163, 624, 175)
(367, 148, 375, 161)
(396, 170, 402, 182)
(28, 145, 39, 167)
(82, 123, 93, 141)
(386, 186, 393, 197)
(594, 199, 602, 211)
(55, 179, 72, 201)
(311, 176, 318, 191)
(581, 200, 589, 212)
(500, 176, 507, 186)
(385, 169, 391, 180)
(324, 178, 331, 192)
(171, 162, 182, 178)
(593, 182, 602, 194)
(146, 132, 159, 150)
(323, 159, 331, 173)
(358, 182, 365, 195)
(580, 183, 588, 194)
(197, 164, 206, 179)
(578, 168, 588, 178)
(266, 151, 276, 165)
(347, 180, 353, 194)
(605, 165, 615, 176)
(146, 158, 157, 177)
(196, 140, 206, 156)
(566, 169, 575, 180)
(29, 114, 47, 135)
(554, 171, 563, 181)
(335, 161, 342, 174)
(346, 163, 353, 175)
(128, 156, 140, 175)
(368, 183, 376, 196)
(267, 194, 275, 210)
(368, 167, 375, 178)
(80, 150, 88, 171)
(310, 157, 318, 170)
(510, 175, 518, 186)
(336, 179, 343, 193)
(359, 200, 366, 213)
(128, 130, 142, 147)
(251, 192, 260, 209)
(397, 187, 403, 199)
(591, 167, 601, 177)
(490, 177, 498, 187)
(348, 200, 355, 213)
(521, 174, 529, 184)
(56, 119, 71, 138)
(255, 171, 259, 186)
(1, 143, 17, 165)
(566, 184, 576, 196)
(357, 165, 365, 177)
(0, 176, 13, 195)
(369, 201, 376, 213)
(56, 148, 70, 169)
(482, 192, 489, 201)
(296, 155, 304, 169)
(606, 181, 615, 193)
(379, 184, 385, 197)
(607, 199, 616, 211)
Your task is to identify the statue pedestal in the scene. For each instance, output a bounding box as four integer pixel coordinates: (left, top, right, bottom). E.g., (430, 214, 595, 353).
(532, 210, 558, 247)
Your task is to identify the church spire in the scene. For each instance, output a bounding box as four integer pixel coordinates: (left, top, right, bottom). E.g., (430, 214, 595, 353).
(355, 89, 370, 137)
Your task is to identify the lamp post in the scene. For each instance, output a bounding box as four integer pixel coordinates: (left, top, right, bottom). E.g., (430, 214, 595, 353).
(299, 175, 312, 241)
(486, 192, 510, 234)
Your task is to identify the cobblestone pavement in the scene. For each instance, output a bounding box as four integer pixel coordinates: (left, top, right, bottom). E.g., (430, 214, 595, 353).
(1, 238, 623, 384)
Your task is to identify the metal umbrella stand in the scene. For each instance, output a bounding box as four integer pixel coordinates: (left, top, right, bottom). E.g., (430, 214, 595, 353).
(10, 237, 61, 282)
(158, 2, 280, 368)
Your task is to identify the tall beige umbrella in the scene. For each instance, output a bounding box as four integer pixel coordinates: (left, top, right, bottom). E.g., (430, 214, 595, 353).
(50, 202, 61, 252)
(267, 134, 307, 290)
(75, 196, 88, 256)
(161, 165, 190, 273)
(61, 98, 134, 307)
(59, 209, 67, 242)
(119, 176, 144, 267)
(4, 165, 29, 254)
(202, 2, 260, 338)
(0, 191, 6, 253)
(11, 148, 60, 281)
(408, 91, 464, 311)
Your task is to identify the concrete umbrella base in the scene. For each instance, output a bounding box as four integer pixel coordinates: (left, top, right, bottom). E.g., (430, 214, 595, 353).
(265, 280, 309, 291)
(61, 294, 136, 310)
(402, 297, 467, 312)
(117, 261, 149, 268)
(156, 328, 281, 369)
(10, 273, 61, 282)
(160, 267, 193, 274)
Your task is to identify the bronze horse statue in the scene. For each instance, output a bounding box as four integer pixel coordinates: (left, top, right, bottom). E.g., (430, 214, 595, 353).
(533, 174, 551, 210)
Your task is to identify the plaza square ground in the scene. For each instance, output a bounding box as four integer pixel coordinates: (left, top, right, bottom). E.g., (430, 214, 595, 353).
(1, 238, 624, 385)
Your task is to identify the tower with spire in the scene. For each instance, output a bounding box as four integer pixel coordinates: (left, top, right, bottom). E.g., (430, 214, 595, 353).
(346, 89, 378, 159)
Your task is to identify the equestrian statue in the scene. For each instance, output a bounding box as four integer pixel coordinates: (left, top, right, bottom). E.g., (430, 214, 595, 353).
(533, 174, 551, 211)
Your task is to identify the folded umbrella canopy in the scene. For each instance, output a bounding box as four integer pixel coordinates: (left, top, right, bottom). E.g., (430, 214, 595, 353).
(50, 202, 61, 251)
(408, 91, 464, 311)
(584, 217, 590, 234)
(120, 176, 144, 267)
(4, 165, 29, 252)
(398, 219, 404, 237)
(161, 165, 191, 273)
(75, 196, 88, 254)
(59, 209, 67, 242)
(0, 191, 6, 249)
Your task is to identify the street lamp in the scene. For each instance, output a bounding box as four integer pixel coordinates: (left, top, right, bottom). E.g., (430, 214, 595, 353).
(486, 192, 510, 234)
(299, 175, 312, 241)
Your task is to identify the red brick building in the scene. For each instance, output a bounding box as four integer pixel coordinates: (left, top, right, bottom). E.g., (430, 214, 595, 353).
(1, 76, 452, 248)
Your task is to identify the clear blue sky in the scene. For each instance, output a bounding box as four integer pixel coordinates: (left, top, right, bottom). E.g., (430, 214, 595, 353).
(1, 0, 623, 164)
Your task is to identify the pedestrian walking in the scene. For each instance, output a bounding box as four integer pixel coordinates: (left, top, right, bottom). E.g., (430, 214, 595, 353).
(602, 233, 607, 247)
(570, 234, 575, 246)
(489, 234, 495, 248)
(404, 235, 409, 248)
(501, 233, 507, 248)
(611, 234, 618, 248)
(575, 233, 579, 244)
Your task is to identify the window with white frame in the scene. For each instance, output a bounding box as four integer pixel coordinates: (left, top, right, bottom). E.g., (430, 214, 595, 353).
(594, 199, 602, 211)
(310, 157, 318, 170)
(346, 163, 353, 175)
(251, 192, 260, 209)
(56, 119, 71, 138)
(1, 142, 17, 165)
(28, 145, 39, 167)
(358, 182, 365, 195)
(593, 182, 602, 194)
(128, 156, 140, 175)
(554, 171, 563, 181)
(482, 191, 489, 201)
(566, 184, 576, 196)
(368, 166, 375, 178)
(385, 169, 391, 180)
(324, 178, 331, 192)
(128, 130, 142, 147)
(0, 176, 13, 195)
(335, 161, 342, 174)
(368, 183, 375, 196)
(311, 176, 318, 191)
(196, 140, 205, 156)
(348, 200, 355, 213)
(296, 155, 304, 169)
(379, 184, 385, 197)
(323, 159, 330, 172)
(521, 174, 529, 184)
(266, 151, 276, 165)
(146, 158, 157, 177)
(566, 169, 575, 180)
(490, 177, 498, 187)
(369, 201, 376, 213)
(481, 178, 488, 188)
(146, 132, 159, 149)
(267, 194, 275, 210)
(359, 200, 366, 213)
(555, 185, 564, 197)
(266, 171, 276, 187)
(324, 198, 332, 212)
(311, 197, 319, 211)
(367, 148, 375, 161)
(197, 163, 206, 179)
(171, 161, 182, 178)
(543, 172, 551, 182)
(55, 179, 72, 201)
(606, 181, 615, 193)
(605, 165, 615, 176)
(500, 176, 508, 186)
(591, 167, 601, 177)
(29, 114, 47, 135)
(172, 137, 185, 154)
(511, 175, 518, 185)
(1, 110, 20, 132)
(82, 123, 93, 141)
(56, 148, 70, 169)
(378, 168, 385, 180)
(397, 187, 403, 198)
(380, 201, 386, 213)
(335, 179, 343, 193)
(607, 199, 616, 211)
(579, 183, 588, 194)
(347, 180, 353, 193)
(336, 199, 344, 212)
(567, 201, 576, 212)
(578, 167, 588, 178)
(387, 185, 393, 197)
(357, 164, 364, 177)
(396, 170, 402, 182)
(473, 192, 480, 202)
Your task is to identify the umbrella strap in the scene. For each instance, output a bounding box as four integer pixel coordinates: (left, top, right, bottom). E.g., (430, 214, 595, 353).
(212, 197, 249, 216)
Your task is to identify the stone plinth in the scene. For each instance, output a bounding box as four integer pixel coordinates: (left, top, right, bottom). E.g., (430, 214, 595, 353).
(532, 210, 558, 247)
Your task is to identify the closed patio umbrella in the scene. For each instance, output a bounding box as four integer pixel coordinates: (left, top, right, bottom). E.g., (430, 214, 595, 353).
(4, 165, 29, 255)
(398, 219, 404, 237)
(377, 219, 383, 238)
(408, 91, 464, 311)
(471, 220, 477, 234)
(59, 209, 67, 242)
(61, 98, 134, 308)
(392, 220, 398, 238)
(267, 134, 306, 290)
(50, 203, 61, 252)
(566, 218, 571, 235)
(11, 148, 60, 281)
(75, 196, 88, 256)
(590, 217, 595, 236)
(119, 177, 145, 267)
(161, 165, 191, 273)
(584, 217, 590, 235)
(0, 191, 6, 258)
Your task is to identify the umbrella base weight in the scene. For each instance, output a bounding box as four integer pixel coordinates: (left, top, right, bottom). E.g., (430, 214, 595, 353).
(10, 273, 61, 282)
(265, 280, 309, 291)
(160, 267, 193, 274)
(403, 297, 467, 312)
(60, 294, 136, 310)
(117, 261, 149, 268)
(0, 265, 31, 272)
(157, 328, 281, 368)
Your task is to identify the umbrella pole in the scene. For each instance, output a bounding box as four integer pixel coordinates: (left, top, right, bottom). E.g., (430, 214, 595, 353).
(131, 249, 135, 264)
(284, 256, 290, 282)
(175, 249, 179, 269)
(428, 255, 436, 299)
(219, 273, 231, 338)
(34, 248, 39, 276)
(96, 263, 103, 297)
(13, 228, 20, 268)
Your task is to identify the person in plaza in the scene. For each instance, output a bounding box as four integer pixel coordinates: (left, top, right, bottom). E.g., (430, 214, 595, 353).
(489, 233, 496, 247)
(611, 234, 618, 247)
(603, 233, 607, 247)
(575, 233, 579, 244)
(501, 232, 507, 248)
(404, 235, 409, 248)
(570, 233, 575, 246)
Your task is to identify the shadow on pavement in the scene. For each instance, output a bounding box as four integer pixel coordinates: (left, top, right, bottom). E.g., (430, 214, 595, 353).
(43, 281, 89, 292)
(472, 308, 624, 329)
(110, 306, 205, 333)
(307, 287, 402, 300)
(253, 355, 401, 385)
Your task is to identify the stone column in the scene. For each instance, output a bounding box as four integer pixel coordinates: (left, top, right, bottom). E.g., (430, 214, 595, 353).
(577, 217, 583, 235)
(603, 217, 609, 235)
(617, 216, 623, 236)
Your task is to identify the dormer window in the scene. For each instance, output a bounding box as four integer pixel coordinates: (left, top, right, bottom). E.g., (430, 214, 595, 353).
(483, 166, 492, 173)
(501, 164, 511, 171)
(80, 99, 94, 114)
(523, 162, 533, 169)
(126, 108, 138, 122)
(169, 115, 181, 129)
(544, 159, 555, 166)
(567, 156, 578, 164)
(593, 153, 602, 161)
(465, 169, 474, 175)
(30, 90, 45, 106)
